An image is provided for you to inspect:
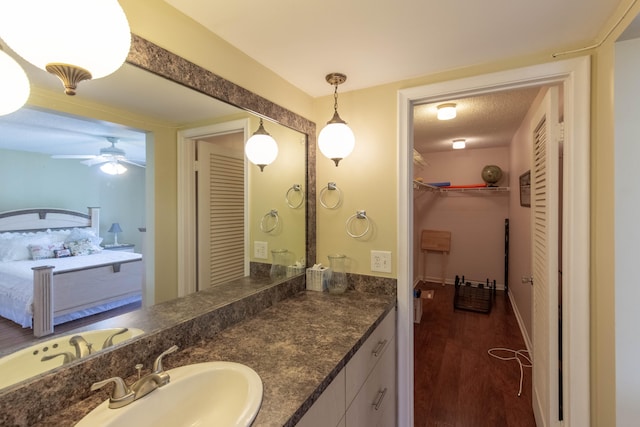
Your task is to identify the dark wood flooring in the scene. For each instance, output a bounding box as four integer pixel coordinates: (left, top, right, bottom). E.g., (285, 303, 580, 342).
(414, 281, 536, 427)
(0, 302, 141, 352)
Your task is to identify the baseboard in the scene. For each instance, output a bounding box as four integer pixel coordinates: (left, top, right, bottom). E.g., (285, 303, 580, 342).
(507, 291, 532, 354)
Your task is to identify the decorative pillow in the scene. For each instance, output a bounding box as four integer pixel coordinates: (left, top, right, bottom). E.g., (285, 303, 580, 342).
(65, 228, 103, 246)
(64, 239, 103, 256)
(54, 248, 72, 258)
(28, 243, 64, 260)
(0, 233, 52, 262)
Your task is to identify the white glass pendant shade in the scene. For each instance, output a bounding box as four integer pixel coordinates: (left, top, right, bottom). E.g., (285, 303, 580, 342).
(318, 115, 355, 167)
(245, 119, 278, 171)
(0, 50, 30, 115)
(0, 0, 131, 95)
(100, 161, 127, 175)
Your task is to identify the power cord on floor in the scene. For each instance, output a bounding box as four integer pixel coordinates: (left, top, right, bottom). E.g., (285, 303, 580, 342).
(487, 348, 532, 397)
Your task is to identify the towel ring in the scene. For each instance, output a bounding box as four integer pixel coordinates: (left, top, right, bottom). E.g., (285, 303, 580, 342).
(285, 184, 305, 209)
(319, 182, 342, 209)
(346, 210, 371, 238)
(260, 209, 279, 233)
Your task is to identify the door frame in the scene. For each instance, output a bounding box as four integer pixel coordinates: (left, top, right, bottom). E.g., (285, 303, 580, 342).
(397, 56, 590, 427)
(176, 119, 250, 297)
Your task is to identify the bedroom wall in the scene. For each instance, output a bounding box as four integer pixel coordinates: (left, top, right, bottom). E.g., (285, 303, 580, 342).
(412, 146, 509, 287)
(0, 148, 145, 251)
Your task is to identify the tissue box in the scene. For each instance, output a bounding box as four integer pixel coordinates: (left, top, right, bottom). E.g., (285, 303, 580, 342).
(306, 267, 331, 291)
(287, 265, 305, 277)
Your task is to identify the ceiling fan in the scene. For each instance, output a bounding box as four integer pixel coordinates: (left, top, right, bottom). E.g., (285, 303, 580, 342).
(52, 137, 145, 174)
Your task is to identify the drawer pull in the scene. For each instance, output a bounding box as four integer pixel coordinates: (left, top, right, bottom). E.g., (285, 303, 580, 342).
(372, 339, 388, 357)
(372, 387, 388, 411)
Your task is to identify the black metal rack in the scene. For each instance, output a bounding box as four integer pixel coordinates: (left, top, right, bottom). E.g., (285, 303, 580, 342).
(453, 275, 496, 314)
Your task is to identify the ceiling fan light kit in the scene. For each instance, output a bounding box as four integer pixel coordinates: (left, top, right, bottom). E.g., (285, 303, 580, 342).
(52, 137, 144, 174)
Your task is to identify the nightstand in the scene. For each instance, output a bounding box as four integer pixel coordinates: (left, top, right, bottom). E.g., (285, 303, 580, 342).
(102, 243, 135, 253)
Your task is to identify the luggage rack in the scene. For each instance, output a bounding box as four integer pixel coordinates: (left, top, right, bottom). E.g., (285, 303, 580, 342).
(453, 275, 496, 314)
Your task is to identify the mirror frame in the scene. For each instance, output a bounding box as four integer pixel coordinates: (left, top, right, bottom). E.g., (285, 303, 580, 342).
(126, 34, 316, 273)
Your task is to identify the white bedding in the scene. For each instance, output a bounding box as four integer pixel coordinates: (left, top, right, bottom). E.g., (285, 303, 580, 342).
(0, 251, 142, 328)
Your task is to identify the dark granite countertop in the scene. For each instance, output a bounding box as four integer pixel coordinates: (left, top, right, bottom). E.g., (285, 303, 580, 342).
(35, 290, 395, 427)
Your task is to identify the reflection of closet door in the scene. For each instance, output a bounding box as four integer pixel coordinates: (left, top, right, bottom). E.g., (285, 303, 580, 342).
(196, 134, 245, 290)
(530, 85, 562, 427)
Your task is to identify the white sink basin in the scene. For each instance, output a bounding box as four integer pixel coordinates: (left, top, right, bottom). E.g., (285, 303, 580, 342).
(76, 361, 263, 427)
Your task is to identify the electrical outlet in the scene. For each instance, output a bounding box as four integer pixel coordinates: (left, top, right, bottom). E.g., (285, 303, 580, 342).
(371, 250, 392, 273)
(254, 241, 268, 259)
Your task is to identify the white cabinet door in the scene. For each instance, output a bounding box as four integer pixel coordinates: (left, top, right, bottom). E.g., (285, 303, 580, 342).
(296, 370, 345, 427)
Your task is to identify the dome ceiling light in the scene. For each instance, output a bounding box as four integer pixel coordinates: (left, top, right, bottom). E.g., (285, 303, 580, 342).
(437, 103, 457, 120)
(0, 47, 30, 115)
(318, 72, 355, 167)
(0, 0, 131, 96)
(245, 118, 278, 171)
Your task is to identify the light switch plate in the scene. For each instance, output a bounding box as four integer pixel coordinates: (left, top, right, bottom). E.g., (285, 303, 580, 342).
(254, 241, 268, 259)
(371, 250, 392, 273)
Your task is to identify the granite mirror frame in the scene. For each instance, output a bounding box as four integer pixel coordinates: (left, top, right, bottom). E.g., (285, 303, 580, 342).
(127, 34, 316, 270)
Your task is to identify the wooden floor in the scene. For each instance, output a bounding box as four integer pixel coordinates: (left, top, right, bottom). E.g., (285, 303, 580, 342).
(0, 302, 141, 351)
(414, 281, 536, 427)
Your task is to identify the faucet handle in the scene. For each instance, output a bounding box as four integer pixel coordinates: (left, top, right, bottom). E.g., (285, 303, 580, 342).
(152, 345, 179, 374)
(91, 377, 135, 409)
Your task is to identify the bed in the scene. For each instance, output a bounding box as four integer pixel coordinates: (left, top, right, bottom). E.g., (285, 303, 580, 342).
(0, 208, 142, 337)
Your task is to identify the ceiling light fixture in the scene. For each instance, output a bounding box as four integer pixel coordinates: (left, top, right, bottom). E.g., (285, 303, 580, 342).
(100, 161, 127, 175)
(437, 103, 457, 120)
(318, 72, 355, 167)
(245, 118, 278, 171)
(0, 47, 30, 116)
(0, 0, 131, 96)
(452, 139, 466, 150)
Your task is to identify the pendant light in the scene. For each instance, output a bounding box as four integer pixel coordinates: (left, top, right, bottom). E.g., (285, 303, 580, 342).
(245, 118, 278, 171)
(0, 47, 30, 116)
(0, 0, 131, 96)
(318, 73, 355, 167)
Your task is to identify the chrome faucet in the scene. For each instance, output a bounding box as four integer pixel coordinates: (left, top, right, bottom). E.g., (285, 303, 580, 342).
(101, 328, 129, 349)
(69, 335, 93, 358)
(41, 351, 76, 364)
(89, 345, 179, 409)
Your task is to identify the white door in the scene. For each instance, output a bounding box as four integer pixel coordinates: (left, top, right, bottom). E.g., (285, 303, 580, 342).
(531, 85, 562, 427)
(196, 134, 245, 290)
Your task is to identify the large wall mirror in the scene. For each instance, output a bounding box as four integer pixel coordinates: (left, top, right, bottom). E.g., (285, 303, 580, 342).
(0, 34, 316, 390)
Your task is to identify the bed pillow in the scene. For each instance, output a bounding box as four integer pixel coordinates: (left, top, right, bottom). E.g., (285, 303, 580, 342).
(65, 238, 103, 256)
(0, 232, 52, 261)
(28, 242, 65, 260)
(64, 228, 103, 246)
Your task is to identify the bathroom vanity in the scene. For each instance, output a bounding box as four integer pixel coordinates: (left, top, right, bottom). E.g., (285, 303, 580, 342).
(0, 275, 396, 426)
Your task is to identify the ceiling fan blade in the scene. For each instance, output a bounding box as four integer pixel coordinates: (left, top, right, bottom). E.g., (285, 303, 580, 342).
(81, 156, 109, 166)
(52, 154, 97, 159)
(120, 158, 146, 168)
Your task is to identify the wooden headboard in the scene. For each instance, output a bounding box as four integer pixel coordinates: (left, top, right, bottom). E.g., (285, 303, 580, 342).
(0, 207, 100, 236)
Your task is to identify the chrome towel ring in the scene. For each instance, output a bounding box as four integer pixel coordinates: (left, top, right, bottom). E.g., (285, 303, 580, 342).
(285, 184, 305, 209)
(319, 182, 342, 209)
(346, 210, 371, 238)
(260, 209, 279, 233)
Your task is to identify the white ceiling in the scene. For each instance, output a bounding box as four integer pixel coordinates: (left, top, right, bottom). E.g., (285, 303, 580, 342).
(165, 0, 620, 97)
(0, 0, 625, 160)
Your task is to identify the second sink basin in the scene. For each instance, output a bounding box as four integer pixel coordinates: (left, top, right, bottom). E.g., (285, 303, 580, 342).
(76, 361, 263, 427)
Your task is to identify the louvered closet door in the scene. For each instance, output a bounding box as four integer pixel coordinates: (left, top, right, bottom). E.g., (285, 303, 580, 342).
(531, 86, 561, 427)
(196, 136, 245, 289)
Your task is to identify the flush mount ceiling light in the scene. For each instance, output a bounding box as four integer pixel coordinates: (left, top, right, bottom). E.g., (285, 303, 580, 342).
(437, 103, 457, 120)
(318, 72, 355, 167)
(245, 118, 278, 171)
(0, 47, 30, 115)
(452, 139, 466, 150)
(0, 0, 131, 96)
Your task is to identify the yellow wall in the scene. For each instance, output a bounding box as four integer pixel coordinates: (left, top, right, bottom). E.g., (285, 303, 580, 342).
(120, 0, 635, 424)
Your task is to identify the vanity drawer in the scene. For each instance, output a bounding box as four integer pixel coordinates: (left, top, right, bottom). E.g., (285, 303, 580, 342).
(345, 309, 395, 404)
(345, 334, 396, 427)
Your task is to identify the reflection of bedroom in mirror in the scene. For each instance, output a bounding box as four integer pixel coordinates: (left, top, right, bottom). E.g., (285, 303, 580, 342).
(0, 40, 310, 388)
